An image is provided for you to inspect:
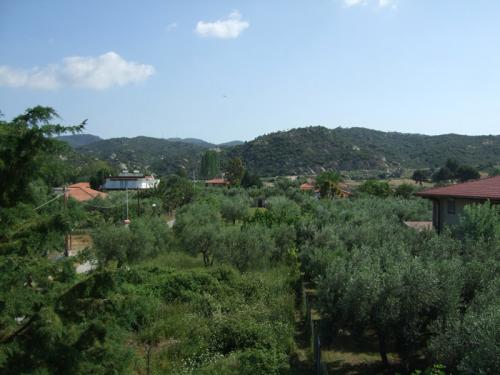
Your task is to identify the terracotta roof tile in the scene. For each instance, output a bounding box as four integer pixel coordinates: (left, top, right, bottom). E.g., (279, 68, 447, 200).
(416, 176, 500, 200)
(300, 182, 315, 191)
(206, 178, 228, 185)
(66, 183, 107, 202)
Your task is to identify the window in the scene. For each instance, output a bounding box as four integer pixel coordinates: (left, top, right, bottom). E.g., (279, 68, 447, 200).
(447, 199, 456, 215)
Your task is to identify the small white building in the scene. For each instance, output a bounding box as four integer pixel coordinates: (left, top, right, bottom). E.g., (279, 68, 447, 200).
(103, 171, 160, 190)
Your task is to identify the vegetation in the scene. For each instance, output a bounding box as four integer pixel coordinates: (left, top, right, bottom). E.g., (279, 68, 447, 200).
(199, 150, 221, 180)
(432, 159, 480, 182)
(1, 107, 499, 374)
(229, 126, 500, 176)
(225, 157, 245, 186)
(315, 171, 342, 198)
(69, 126, 500, 178)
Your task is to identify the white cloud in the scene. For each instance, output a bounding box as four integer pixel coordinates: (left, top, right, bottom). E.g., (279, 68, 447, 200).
(378, 0, 396, 8)
(195, 11, 249, 39)
(343, 0, 397, 9)
(167, 22, 178, 31)
(0, 52, 155, 90)
(343, 0, 367, 7)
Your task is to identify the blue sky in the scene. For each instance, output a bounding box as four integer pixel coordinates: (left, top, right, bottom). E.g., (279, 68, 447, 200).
(1, 0, 500, 143)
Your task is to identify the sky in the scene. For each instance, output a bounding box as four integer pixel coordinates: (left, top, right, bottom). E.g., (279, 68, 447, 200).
(1, 0, 500, 143)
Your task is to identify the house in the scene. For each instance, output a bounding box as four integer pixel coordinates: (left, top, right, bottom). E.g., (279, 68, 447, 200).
(54, 182, 107, 202)
(416, 176, 500, 232)
(205, 178, 229, 187)
(300, 182, 315, 191)
(103, 171, 160, 190)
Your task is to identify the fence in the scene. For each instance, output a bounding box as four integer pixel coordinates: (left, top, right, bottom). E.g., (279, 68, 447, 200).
(302, 282, 328, 375)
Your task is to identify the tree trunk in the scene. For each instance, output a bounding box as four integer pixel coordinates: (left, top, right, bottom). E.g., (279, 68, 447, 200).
(146, 345, 152, 375)
(377, 329, 389, 367)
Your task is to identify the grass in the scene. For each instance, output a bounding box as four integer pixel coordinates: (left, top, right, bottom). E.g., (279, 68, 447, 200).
(321, 332, 400, 375)
(138, 251, 204, 270)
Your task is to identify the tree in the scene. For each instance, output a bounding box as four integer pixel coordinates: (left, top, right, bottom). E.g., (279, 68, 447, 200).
(156, 174, 194, 212)
(316, 171, 342, 198)
(453, 201, 500, 242)
(395, 183, 416, 198)
(225, 157, 245, 187)
(93, 216, 171, 267)
(200, 150, 220, 180)
(358, 180, 392, 197)
(455, 165, 480, 182)
(220, 196, 249, 224)
(0, 106, 85, 207)
(174, 202, 223, 266)
(488, 167, 500, 177)
(412, 169, 430, 184)
(432, 167, 453, 182)
(266, 196, 302, 225)
(241, 170, 262, 188)
(445, 159, 460, 175)
(218, 224, 275, 271)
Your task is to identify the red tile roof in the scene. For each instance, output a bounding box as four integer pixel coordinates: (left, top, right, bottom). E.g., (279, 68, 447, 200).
(66, 183, 107, 202)
(416, 176, 500, 200)
(206, 178, 228, 185)
(300, 182, 315, 191)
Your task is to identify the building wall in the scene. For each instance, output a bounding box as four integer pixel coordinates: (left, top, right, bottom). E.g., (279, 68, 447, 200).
(436, 198, 482, 231)
(103, 178, 159, 190)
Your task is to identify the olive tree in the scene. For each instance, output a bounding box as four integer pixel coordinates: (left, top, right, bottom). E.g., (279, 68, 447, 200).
(174, 202, 223, 266)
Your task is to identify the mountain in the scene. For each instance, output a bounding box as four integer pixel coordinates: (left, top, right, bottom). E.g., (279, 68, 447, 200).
(165, 138, 243, 148)
(227, 126, 500, 176)
(219, 140, 244, 147)
(74, 127, 500, 177)
(56, 134, 102, 148)
(78, 136, 208, 176)
(166, 138, 215, 148)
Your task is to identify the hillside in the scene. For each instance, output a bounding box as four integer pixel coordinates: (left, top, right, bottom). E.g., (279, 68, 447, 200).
(228, 126, 500, 176)
(74, 127, 500, 177)
(56, 134, 102, 148)
(165, 137, 215, 148)
(77, 136, 208, 175)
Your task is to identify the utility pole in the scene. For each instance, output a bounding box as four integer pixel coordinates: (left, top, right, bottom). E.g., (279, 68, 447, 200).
(63, 186, 69, 257)
(137, 190, 140, 217)
(126, 187, 129, 220)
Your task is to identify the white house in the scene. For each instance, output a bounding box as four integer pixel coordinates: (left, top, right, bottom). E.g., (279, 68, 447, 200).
(103, 171, 160, 190)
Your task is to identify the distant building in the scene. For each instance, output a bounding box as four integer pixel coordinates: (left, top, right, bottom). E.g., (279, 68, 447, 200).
(103, 171, 160, 190)
(416, 176, 500, 232)
(300, 182, 315, 191)
(54, 182, 107, 202)
(205, 178, 229, 187)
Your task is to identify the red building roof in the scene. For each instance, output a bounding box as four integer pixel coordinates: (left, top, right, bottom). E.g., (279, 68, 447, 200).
(206, 178, 228, 185)
(300, 182, 315, 191)
(66, 183, 107, 202)
(416, 176, 500, 200)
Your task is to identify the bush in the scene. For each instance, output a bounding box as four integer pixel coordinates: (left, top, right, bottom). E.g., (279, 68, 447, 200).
(357, 179, 392, 197)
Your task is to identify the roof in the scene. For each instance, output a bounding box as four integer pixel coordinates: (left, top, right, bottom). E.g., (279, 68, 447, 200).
(206, 178, 228, 185)
(66, 182, 107, 202)
(416, 176, 500, 200)
(107, 176, 151, 180)
(300, 182, 315, 191)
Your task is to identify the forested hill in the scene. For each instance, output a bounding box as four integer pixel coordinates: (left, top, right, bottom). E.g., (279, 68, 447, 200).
(228, 126, 500, 176)
(73, 127, 500, 176)
(77, 136, 207, 175)
(56, 134, 102, 148)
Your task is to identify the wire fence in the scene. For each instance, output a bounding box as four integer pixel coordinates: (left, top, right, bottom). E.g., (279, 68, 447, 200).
(302, 282, 328, 375)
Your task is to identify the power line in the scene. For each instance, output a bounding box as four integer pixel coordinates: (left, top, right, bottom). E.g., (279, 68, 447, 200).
(33, 194, 63, 211)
